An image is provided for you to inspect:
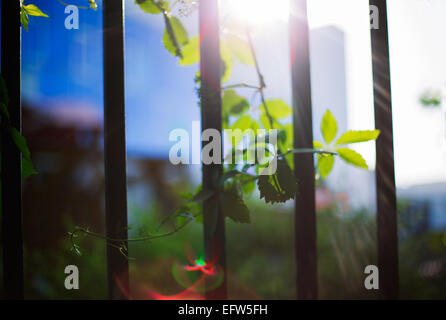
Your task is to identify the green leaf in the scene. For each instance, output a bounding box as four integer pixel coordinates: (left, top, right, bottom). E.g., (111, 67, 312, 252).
(318, 154, 334, 178)
(240, 176, 256, 195)
(220, 41, 233, 83)
(222, 90, 249, 117)
(313, 140, 324, 148)
(8, 127, 31, 160)
(88, 0, 98, 10)
(283, 124, 293, 149)
(230, 115, 252, 147)
(231, 115, 252, 130)
(260, 99, 292, 119)
(136, 0, 168, 14)
(336, 147, 368, 169)
(23, 4, 49, 17)
(321, 109, 337, 144)
(220, 190, 250, 223)
(260, 114, 271, 130)
(225, 34, 255, 66)
(335, 130, 380, 145)
(22, 157, 37, 179)
(163, 17, 188, 57)
(179, 36, 199, 66)
(258, 158, 297, 204)
(21, 8, 29, 31)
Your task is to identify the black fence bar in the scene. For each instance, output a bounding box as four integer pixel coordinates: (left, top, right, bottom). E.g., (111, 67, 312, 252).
(1, 0, 24, 300)
(369, 0, 398, 299)
(103, 0, 129, 300)
(199, 0, 227, 300)
(290, 0, 318, 300)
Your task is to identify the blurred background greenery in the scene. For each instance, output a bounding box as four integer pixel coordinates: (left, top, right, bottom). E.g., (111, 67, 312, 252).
(1, 172, 445, 299)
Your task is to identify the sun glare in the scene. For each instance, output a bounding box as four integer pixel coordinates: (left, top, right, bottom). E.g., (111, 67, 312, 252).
(224, 0, 290, 26)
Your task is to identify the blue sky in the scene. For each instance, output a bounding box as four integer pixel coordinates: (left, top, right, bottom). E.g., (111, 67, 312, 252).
(21, 0, 200, 159)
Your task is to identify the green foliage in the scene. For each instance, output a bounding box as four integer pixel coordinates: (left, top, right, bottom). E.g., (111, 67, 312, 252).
(225, 34, 255, 66)
(336, 130, 380, 145)
(260, 99, 292, 120)
(221, 189, 250, 223)
(220, 41, 233, 83)
(314, 109, 380, 178)
(179, 36, 199, 66)
(136, 0, 168, 14)
(23, 4, 49, 17)
(163, 16, 189, 57)
(420, 90, 442, 107)
(67, 3, 383, 257)
(0, 75, 37, 178)
(88, 0, 98, 10)
(321, 109, 338, 144)
(258, 158, 297, 204)
(318, 154, 334, 179)
(21, 1, 49, 31)
(336, 148, 368, 169)
(222, 90, 250, 119)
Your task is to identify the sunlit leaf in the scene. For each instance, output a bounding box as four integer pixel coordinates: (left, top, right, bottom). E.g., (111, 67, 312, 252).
(222, 90, 249, 117)
(179, 36, 199, 65)
(163, 17, 188, 57)
(260, 99, 292, 119)
(225, 34, 255, 66)
(23, 4, 49, 17)
(321, 109, 337, 144)
(336, 147, 368, 169)
(136, 0, 168, 14)
(230, 115, 252, 147)
(318, 154, 334, 178)
(313, 140, 324, 148)
(220, 41, 233, 83)
(335, 130, 380, 145)
(260, 114, 271, 130)
(21, 8, 29, 31)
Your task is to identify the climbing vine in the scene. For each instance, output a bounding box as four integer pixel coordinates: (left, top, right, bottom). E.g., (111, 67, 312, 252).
(10, 0, 380, 258)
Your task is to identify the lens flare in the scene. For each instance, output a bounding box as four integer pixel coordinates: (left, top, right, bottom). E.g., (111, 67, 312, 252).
(223, 0, 290, 26)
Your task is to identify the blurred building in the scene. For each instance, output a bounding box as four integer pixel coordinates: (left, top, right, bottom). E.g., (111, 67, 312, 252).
(398, 182, 446, 231)
(310, 26, 376, 212)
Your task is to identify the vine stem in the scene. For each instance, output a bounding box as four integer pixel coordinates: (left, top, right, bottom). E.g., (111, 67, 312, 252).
(69, 218, 193, 259)
(57, 0, 93, 10)
(246, 27, 275, 130)
(223, 83, 261, 91)
(281, 149, 337, 157)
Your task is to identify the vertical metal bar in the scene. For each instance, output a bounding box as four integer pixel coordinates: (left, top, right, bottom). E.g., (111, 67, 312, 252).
(369, 0, 398, 299)
(290, 0, 318, 299)
(103, 0, 129, 300)
(1, 0, 24, 300)
(199, 0, 227, 300)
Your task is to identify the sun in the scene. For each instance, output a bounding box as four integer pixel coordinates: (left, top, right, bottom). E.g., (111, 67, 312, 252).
(223, 0, 290, 26)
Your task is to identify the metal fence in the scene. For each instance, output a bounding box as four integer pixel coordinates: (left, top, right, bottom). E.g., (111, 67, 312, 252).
(1, 0, 398, 300)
